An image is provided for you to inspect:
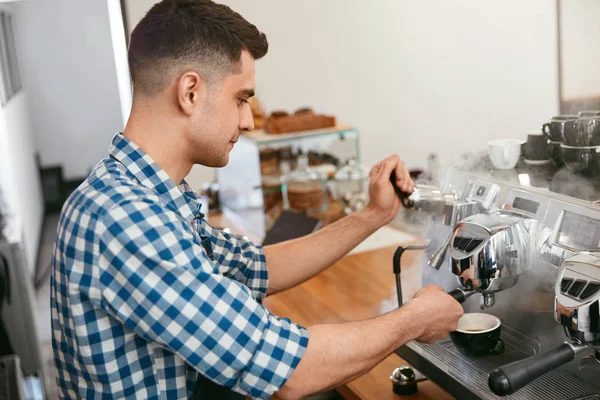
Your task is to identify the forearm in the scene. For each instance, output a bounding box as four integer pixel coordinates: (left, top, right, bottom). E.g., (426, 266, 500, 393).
(276, 301, 424, 400)
(264, 208, 385, 295)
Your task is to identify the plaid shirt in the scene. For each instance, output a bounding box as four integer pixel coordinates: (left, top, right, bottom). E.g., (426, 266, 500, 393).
(51, 133, 309, 399)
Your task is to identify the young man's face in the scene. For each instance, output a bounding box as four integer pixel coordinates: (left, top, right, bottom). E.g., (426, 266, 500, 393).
(189, 50, 256, 167)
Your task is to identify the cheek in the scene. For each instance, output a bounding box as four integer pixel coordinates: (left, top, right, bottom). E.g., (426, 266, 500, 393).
(225, 103, 240, 127)
(199, 99, 239, 144)
(217, 106, 240, 138)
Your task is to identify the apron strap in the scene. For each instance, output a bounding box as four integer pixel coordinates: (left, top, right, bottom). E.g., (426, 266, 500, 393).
(193, 374, 245, 400)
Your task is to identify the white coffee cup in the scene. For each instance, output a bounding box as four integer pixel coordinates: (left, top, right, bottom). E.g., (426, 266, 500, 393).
(488, 139, 522, 170)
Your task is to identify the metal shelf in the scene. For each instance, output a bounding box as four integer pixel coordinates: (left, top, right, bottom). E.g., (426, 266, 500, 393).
(241, 125, 357, 146)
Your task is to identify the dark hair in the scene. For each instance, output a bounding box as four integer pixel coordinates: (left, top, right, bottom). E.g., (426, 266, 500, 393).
(128, 0, 268, 95)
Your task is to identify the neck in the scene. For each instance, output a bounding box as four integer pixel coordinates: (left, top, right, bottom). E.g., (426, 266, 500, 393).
(123, 98, 193, 185)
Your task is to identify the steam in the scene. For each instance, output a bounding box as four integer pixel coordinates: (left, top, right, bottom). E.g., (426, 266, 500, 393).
(549, 168, 600, 201)
(451, 150, 600, 202)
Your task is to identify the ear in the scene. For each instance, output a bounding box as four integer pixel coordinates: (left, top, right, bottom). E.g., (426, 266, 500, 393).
(176, 71, 206, 116)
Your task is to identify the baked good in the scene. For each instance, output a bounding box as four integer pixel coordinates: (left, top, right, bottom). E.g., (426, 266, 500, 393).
(259, 147, 279, 175)
(287, 181, 325, 211)
(249, 97, 267, 130)
(293, 107, 314, 116)
(265, 112, 336, 134)
(262, 175, 283, 212)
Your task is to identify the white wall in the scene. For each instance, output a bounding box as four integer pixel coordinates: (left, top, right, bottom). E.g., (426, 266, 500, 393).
(0, 2, 44, 275)
(126, 0, 559, 183)
(559, 0, 600, 100)
(16, 0, 129, 180)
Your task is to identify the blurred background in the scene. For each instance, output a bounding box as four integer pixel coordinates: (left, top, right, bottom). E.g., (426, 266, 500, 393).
(0, 0, 597, 398)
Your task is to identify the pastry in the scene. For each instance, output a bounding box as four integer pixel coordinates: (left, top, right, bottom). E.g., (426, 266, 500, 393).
(259, 147, 279, 175)
(265, 111, 336, 134)
(249, 97, 267, 130)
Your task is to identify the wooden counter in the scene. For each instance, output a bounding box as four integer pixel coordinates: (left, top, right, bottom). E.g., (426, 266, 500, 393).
(262, 245, 454, 400)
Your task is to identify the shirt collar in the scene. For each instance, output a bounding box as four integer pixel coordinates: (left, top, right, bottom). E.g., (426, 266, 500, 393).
(108, 132, 203, 222)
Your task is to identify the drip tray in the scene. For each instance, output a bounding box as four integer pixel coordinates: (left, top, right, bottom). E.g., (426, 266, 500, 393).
(402, 325, 600, 400)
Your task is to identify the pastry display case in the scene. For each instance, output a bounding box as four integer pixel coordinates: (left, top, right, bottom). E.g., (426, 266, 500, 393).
(216, 125, 361, 239)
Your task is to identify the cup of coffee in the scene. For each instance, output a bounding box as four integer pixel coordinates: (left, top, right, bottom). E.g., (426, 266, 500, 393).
(450, 313, 504, 358)
(525, 132, 549, 161)
(488, 139, 521, 169)
(542, 115, 578, 142)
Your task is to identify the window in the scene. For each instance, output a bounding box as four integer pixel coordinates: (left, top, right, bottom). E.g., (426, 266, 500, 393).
(0, 11, 22, 106)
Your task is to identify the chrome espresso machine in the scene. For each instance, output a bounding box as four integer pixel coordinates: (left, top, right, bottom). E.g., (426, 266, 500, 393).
(393, 156, 600, 399)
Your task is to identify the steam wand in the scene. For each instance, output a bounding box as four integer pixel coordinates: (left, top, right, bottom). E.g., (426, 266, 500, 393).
(393, 242, 430, 306)
(393, 237, 476, 306)
(390, 171, 475, 305)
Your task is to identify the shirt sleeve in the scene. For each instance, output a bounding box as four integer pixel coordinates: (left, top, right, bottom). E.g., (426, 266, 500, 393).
(97, 199, 309, 399)
(202, 221, 269, 302)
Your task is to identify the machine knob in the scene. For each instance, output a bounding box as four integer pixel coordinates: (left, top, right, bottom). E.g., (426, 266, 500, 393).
(390, 366, 418, 395)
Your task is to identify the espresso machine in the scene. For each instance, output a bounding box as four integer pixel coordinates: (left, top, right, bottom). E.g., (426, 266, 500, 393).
(393, 158, 600, 399)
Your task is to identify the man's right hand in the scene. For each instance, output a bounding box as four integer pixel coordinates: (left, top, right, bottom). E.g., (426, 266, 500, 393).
(408, 285, 464, 344)
(278, 284, 464, 399)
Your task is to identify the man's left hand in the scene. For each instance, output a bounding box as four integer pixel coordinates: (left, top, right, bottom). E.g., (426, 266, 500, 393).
(363, 154, 415, 226)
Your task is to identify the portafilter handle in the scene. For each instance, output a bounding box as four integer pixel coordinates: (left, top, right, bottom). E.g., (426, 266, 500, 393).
(488, 342, 587, 396)
(447, 287, 476, 303)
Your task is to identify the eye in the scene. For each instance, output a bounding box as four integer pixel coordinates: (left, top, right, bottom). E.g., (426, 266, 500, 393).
(238, 98, 249, 106)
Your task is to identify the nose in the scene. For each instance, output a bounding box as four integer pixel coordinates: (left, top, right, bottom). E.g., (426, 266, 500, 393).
(239, 104, 254, 132)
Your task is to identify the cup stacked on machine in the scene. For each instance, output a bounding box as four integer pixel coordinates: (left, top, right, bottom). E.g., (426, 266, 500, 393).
(542, 111, 600, 179)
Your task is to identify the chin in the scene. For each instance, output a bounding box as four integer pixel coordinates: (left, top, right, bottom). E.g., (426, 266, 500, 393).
(195, 149, 230, 168)
(205, 155, 229, 168)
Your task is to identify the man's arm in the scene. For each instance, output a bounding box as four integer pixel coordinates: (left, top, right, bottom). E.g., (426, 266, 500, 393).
(264, 207, 383, 295)
(276, 286, 464, 400)
(264, 154, 414, 295)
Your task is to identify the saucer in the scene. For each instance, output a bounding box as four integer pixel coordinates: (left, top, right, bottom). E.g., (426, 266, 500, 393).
(524, 158, 551, 166)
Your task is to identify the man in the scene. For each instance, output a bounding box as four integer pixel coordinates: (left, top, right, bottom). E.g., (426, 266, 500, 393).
(50, 1, 463, 399)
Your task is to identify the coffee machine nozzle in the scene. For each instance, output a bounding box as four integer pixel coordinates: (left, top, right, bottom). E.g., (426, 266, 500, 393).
(429, 211, 538, 308)
(481, 293, 496, 308)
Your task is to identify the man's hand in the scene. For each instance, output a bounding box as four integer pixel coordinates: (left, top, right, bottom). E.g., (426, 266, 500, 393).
(407, 285, 464, 344)
(277, 284, 463, 399)
(364, 154, 415, 226)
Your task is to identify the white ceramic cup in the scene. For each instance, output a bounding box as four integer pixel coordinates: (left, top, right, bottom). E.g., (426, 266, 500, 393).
(488, 139, 522, 170)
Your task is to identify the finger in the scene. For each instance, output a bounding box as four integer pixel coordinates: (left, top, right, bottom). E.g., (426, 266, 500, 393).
(402, 168, 414, 192)
(394, 161, 411, 192)
(391, 159, 409, 192)
(369, 160, 384, 180)
(423, 284, 444, 292)
(395, 160, 415, 193)
(368, 166, 384, 187)
(375, 154, 399, 186)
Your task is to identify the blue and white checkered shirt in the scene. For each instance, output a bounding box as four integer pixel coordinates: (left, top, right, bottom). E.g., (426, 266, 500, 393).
(51, 133, 309, 399)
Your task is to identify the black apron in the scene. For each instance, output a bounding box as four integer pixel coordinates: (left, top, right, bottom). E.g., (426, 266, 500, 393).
(193, 375, 245, 400)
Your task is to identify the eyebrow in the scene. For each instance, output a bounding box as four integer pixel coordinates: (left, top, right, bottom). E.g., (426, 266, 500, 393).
(237, 88, 255, 98)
